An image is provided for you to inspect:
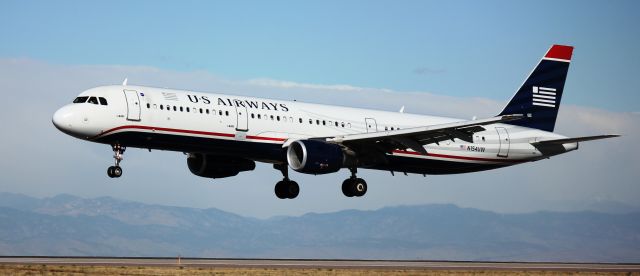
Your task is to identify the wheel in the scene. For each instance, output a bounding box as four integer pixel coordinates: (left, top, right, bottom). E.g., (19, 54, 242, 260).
(342, 178, 354, 197)
(354, 178, 367, 197)
(107, 166, 115, 178)
(275, 181, 287, 199)
(287, 181, 299, 199)
(112, 166, 123, 178)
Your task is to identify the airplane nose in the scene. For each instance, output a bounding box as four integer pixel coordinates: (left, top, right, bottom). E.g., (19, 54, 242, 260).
(52, 106, 75, 134)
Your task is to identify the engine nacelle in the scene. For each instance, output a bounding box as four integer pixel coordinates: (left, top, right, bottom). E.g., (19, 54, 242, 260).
(286, 140, 344, 174)
(187, 153, 256, 179)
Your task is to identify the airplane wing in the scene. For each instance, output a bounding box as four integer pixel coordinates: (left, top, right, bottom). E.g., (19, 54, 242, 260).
(325, 114, 524, 155)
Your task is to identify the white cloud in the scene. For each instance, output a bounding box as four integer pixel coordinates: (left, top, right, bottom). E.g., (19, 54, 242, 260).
(0, 58, 638, 218)
(247, 78, 371, 92)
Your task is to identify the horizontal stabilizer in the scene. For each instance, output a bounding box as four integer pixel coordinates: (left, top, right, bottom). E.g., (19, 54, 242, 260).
(532, 134, 620, 146)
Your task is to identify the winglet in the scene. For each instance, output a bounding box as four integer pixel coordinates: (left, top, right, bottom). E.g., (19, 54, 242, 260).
(122, 78, 128, 86)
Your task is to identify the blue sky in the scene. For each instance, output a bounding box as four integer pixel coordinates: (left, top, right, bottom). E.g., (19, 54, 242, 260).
(0, 1, 638, 218)
(2, 1, 638, 111)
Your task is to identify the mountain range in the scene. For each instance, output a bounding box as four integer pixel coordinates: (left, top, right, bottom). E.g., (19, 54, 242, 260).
(0, 192, 638, 262)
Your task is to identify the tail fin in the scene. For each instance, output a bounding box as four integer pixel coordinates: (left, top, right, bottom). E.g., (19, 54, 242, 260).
(498, 44, 573, 132)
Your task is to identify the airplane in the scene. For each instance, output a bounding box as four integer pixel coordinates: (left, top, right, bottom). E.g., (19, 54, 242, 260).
(52, 44, 618, 199)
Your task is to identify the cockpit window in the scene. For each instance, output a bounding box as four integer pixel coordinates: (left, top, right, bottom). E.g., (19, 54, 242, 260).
(87, 97, 99, 105)
(73, 96, 88, 103)
(99, 97, 108, 105)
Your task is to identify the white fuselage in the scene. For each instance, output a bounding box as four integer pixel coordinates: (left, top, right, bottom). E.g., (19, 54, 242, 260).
(53, 85, 575, 175)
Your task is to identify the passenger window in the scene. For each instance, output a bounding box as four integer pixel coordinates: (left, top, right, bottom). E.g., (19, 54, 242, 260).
(87, 97, 99, 105)
(219, 110, 223, 115)
(322, 120, 326, 126)
(277, 116, 280, 121)
(199, 108, 203, 114)
(299, 118, 303, 123)
(309, 119, 313, 124)
(257, 114, 261, 119)
(341, 122, 345, 127)
(146, 103, 151, 109)
(335, 122, 338, 127)
(186, 107, 190, 112)
(251, 113, 255, 119)
(73, 96, 88, 103)
(270, 115, 274, 120)
(316, 120, 320, 125)
(99, 97, 108, 105)
(160, 105, 164, 110)
(225, 111, 229, 116)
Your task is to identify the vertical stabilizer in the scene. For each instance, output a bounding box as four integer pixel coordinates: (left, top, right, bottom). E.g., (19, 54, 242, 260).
(498, 45, 573, 132)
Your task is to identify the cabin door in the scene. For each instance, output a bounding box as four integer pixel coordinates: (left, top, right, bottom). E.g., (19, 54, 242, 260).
(496, 127, 510, 157)
(123, 90, 141, 121)
(365, 118, 378, 133)
(235, 105, 249, 131)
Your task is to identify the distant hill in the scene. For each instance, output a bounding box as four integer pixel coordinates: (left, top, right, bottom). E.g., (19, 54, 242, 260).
(0, 193, 638, 262)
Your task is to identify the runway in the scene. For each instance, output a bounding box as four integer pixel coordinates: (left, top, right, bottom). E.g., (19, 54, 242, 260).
(0, 257, 639, 272)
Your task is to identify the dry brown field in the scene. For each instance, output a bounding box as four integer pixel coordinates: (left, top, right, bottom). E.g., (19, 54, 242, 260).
(1, 264, 639, 276)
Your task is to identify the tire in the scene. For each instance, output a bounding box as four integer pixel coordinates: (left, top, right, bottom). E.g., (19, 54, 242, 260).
(354, 178, 367, 197)
(107, 166, 114, 178)
(342, 178, 354, 197)
(287, 181, 300, 199)
(274, 181, 287, 199)
(113, 166, 123, 178)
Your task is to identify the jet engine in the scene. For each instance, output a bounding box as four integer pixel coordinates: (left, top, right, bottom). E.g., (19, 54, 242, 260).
(187, 153, 255, 179)
(286, 140, 344, 174)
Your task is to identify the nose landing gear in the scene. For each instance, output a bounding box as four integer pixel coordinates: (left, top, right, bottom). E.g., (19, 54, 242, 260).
(107, 144, 126, 178)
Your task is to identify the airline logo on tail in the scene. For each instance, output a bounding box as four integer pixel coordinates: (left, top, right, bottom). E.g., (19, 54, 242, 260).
(532, 86, 557, 108)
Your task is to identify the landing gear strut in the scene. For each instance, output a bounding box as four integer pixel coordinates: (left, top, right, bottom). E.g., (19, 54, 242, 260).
(107, 144, 125, 178)
(342, 167, 367, 197)
(274, 164, 299, 199)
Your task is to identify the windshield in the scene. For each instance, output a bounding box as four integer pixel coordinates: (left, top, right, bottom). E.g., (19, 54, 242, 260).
(73, 96, 89, 103)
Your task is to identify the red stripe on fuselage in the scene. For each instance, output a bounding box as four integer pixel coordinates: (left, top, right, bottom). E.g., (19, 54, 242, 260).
(93, 125, 287, 142)
(392, 150, 524, 163)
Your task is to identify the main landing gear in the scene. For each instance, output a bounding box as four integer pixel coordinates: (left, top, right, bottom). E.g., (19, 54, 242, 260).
(342, 167, 367, 197)
(274, 164, 299, 199)
(107, 144, 125, 178)
(273, 165, 367, 199)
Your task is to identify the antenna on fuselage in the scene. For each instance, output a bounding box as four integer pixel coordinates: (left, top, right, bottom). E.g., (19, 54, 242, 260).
(122, 78, 128, 86)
